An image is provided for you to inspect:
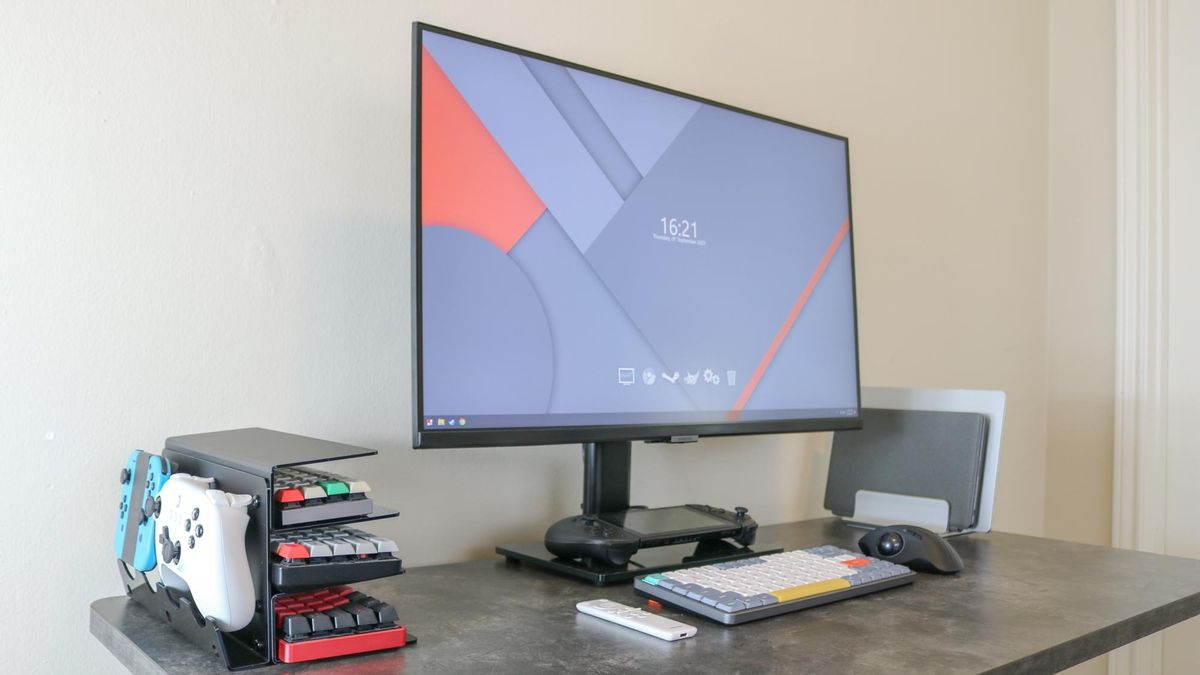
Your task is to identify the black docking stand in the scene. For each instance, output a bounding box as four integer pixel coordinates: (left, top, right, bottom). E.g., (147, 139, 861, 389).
(496, 441, 779, 586)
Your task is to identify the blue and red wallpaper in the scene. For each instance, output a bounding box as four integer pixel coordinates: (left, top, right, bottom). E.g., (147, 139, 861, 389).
(419, 30, 858, 430)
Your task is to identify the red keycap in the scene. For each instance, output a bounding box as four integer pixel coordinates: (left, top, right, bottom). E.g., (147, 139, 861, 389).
(275, 488, 305, 503)
(276, 543, 310, 560)
(841, 558, 870, 568)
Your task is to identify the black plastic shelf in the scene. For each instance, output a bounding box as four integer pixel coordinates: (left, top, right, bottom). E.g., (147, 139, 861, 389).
(164, 428, 377, 478)
(497, 539, 782, 585)
(271, 505, 401, 533)
(270, 556, 405, 591)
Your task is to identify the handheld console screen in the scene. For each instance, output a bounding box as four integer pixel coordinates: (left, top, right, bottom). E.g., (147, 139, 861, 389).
(600, 506, 731, 536)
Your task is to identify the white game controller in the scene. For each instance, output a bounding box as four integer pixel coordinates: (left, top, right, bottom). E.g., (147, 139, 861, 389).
(155, 473, 256, 632)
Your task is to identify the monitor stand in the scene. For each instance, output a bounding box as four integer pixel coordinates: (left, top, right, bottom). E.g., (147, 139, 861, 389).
(495, 441, 779, 585)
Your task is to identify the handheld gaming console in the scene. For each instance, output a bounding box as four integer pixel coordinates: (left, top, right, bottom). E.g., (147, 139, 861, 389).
(114, 450, 172, 571)
(156, 473, 257, 632)
(545, 504, 758, 566)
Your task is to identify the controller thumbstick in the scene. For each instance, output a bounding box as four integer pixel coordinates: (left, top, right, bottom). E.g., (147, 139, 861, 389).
(120, 467, 131, 484)
(161, 536, 176, 565)
(735, 506, 748, 519)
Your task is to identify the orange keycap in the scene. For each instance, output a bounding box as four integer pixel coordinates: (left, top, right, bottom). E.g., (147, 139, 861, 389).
(276, 542, 310, 560)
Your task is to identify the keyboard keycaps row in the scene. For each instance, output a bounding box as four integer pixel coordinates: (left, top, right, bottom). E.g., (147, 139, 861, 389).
(271, 526, 398, 563)
(275, 586, 399, 639)
(273, 467, 371, 504)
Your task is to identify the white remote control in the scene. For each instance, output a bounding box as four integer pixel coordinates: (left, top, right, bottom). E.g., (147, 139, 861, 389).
(576, 599, 698, 641)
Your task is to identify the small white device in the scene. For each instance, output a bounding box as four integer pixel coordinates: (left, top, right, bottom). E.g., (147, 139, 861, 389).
(576, 599, 697, 641)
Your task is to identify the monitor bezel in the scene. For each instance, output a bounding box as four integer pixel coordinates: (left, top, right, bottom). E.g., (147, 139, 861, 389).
(411, 22, 862, 449)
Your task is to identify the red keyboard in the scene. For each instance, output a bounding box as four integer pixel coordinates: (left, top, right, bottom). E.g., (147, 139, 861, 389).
(273, 585, 407, 663)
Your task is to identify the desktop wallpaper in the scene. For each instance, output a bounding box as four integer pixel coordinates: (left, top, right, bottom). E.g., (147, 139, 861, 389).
(419, 29, 858, 430)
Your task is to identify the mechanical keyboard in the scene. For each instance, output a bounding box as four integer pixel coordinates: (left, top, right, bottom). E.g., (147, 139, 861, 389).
(634, 545, 916, 625)
(273, 466, 374, 526)
(273, 586, 407, 663)
(270, 525, 404, 590)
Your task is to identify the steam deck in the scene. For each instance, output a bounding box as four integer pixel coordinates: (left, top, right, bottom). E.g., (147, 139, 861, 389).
(545, 504, 758, 566)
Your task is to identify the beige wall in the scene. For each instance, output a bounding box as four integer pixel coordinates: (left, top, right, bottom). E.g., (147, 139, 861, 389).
(1045, 0, 1116, 548)
(1046, 3, 1117, 673)
(1, 2, 1060, 673)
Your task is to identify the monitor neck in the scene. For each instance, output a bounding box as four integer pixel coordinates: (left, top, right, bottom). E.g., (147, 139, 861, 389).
(581, 441, 631, 515)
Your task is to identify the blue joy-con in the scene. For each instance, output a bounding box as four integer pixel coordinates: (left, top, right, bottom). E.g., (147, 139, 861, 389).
(114, 450, 172, 571)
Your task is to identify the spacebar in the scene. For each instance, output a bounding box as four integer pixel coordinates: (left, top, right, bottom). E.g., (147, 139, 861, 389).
(769, 578, 851, 602)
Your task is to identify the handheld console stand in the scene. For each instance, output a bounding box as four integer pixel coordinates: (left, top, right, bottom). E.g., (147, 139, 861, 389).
(498, 441, 777, 585)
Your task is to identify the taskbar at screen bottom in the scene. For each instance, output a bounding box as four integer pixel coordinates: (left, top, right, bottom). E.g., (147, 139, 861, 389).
(420, 407, 859, 431)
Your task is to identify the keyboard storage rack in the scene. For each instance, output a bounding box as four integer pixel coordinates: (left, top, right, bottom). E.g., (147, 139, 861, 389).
(117, 428, 412, 670)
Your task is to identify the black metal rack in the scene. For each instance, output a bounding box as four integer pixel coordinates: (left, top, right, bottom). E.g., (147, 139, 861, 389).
(118, 428, 411, 669)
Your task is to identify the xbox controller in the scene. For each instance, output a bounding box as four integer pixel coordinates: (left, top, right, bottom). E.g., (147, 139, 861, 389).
(545, 515, 640, 566)
(858, 524, 964, 574)
(156, 473, 257, 631)
(114, 450, 171, 571)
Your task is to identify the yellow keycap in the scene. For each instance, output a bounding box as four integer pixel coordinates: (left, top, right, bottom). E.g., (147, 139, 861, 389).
(769, 578, 852, 603)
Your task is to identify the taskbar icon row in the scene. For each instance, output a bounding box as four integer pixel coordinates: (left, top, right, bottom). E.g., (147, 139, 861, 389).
(425, 416, 467, 428)
(617, 367, 737, 387)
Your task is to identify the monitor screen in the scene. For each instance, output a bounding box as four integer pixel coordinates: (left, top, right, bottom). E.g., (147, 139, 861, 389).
(413, 24, 860, 448)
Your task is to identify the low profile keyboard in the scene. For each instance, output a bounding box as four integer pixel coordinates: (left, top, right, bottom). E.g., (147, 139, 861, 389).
(633, 545, 915, 625)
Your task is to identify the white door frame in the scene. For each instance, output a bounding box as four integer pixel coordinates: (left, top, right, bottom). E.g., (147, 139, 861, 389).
(1111, 0, 1170, 672)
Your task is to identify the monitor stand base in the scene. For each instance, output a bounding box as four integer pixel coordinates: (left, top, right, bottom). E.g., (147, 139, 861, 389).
(495, 538, 781, 586)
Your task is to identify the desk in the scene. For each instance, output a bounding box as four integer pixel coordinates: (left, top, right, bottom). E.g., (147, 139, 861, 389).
(91, 518, 1200, 674)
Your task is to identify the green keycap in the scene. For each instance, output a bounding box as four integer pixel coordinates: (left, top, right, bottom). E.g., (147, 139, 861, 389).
(317, 479, 349, 496)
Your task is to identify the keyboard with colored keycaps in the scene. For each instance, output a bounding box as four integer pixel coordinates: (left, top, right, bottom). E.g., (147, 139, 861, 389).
(273, 586, 407, 663)
(273, 467, 374, 526)
(270, 526, 404, 590)
(634, 545, 916, 625)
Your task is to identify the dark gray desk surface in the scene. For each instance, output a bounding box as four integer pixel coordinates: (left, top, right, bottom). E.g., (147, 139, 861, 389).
(91, 518, 1200, 674)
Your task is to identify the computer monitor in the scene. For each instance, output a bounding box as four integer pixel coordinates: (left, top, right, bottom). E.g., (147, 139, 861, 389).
(412, 23, 861, 454)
